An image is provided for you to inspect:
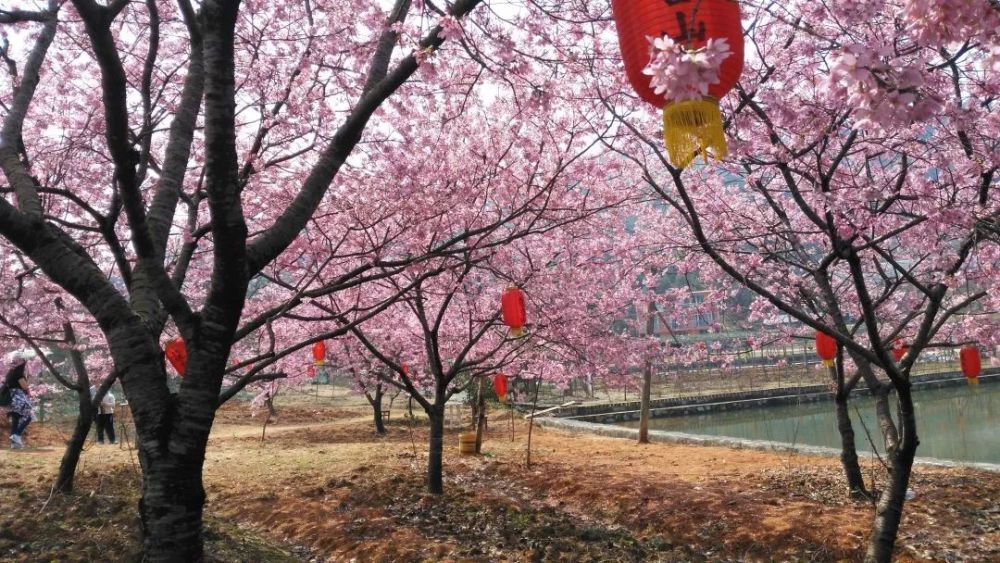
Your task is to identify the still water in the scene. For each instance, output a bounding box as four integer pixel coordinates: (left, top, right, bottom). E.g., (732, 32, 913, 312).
(619, 383, 1000, 464)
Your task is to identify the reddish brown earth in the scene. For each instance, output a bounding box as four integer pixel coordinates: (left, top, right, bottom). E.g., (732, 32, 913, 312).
(1, 400, 997, 562)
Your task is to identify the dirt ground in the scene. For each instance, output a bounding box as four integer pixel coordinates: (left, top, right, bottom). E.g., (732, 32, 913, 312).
(1, 398, 998, 562)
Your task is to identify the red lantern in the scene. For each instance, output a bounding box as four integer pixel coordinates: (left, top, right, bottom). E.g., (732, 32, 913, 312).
(814, 330, 837, 368)
(611, 0, 744, 168)
(312, 341, 326, 366)
(165, 338, 187, 376)
(960, 345, 981, 386)
(892, 340, 909, 362)
(307, 365, 316, 378)
(501, 287, 527, 337)
(401, 363, 410, 377)
(493, 374, 509, 402)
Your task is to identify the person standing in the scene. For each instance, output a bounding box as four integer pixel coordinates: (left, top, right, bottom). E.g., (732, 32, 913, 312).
(95, 388, 116, 445)
(3, 360, 32, 449)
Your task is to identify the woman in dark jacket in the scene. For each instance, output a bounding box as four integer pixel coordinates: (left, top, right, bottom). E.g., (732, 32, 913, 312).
(4, 360, 32, 449)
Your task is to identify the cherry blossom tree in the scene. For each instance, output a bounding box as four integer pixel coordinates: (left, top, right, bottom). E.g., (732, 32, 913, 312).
(0, 0, 504, 558)
(587, 1, 999, 561)
(0, 250, 119, 492)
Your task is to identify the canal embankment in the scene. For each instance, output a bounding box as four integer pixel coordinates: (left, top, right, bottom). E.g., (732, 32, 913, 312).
(555, 369, 1000, 424)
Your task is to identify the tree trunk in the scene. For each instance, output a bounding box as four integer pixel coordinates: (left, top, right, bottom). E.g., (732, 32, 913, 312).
(372, 385, 386, 435)
(829, 361, 869, 499)
(475, 377, 486, 453)
(865, 385, 919, 563)
(426, 405, 445, 494)
(526, 376, 541, 469)
(54, 387, 96, 493)
(834, 388, 867, 498)
(638, 360, 652, 444)
(139, 455, 208, 562)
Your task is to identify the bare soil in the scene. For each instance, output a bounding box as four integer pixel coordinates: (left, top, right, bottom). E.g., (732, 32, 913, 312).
(1, 400, 997, 562)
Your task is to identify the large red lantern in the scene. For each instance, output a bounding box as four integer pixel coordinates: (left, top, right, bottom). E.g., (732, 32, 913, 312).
(611, 0, 744, 168)
(892, 340, 909, 362)
(501, 287, 527, 338)
(814, 330, 837, 368)
(493, 373, 509, 402)
(312, 341, 326, 366)
(960, 345, 981, 386)
(165, 338, 187, 376)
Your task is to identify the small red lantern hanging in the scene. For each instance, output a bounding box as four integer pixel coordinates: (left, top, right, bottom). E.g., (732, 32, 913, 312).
(610, 0, 744, 168)
(165, 338, 188, 376)
(814, 330, 837, 368)
(493, 373, 509, 403)
(501, 287, 527, 338)
(892, 340, 909, 362)
(312, 341, 326, 366)
(401, 363, 410, 377)
(960, 345, 981, 386)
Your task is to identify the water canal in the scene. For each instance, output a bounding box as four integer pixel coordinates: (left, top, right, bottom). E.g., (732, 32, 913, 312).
(618, 382, 1000, 464)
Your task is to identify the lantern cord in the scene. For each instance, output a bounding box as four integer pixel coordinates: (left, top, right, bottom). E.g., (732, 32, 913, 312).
(662, 98, 727, 169)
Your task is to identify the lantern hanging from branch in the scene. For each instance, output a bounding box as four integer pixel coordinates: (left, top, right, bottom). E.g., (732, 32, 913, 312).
(493, 373, 509, 403)
(610, 0, 744, 168)
(960, 345, 981, 386)
(501, 287, 527, 338)
(814, 330, 837, 368)
(165, 338, 188, 377)
(312, 341, 326, 366)
(892, 340, 909, 362)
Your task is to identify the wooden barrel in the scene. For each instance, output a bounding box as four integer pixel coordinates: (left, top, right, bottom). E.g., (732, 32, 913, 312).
(458, 432, 477, 455)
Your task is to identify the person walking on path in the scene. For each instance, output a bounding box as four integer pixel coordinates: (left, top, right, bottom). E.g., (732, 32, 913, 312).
(3, 359, 33, 449)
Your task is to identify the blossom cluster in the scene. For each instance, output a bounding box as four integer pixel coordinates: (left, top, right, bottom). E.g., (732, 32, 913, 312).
(827, 44, 942, 130)
(642, 36, 731, 102)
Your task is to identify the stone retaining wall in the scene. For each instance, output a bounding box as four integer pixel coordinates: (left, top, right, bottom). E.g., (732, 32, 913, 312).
(560, 369, 999, 424)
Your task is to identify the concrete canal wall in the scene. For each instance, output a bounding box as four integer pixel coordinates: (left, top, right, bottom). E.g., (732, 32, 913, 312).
(556, 369, 1000, 424)
(533, 416, 1000, 473)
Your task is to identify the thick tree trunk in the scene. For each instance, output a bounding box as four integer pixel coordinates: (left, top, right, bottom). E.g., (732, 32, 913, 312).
(54, 388, 96, 493)
(638, 360, 652, 444)
(139, 455, 208, 562)
(426, 405, 445, 494)
(865, 385, 918, 563)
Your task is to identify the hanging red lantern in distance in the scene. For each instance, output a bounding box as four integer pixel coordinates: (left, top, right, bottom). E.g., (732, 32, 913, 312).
(165, 338, 188, 377)
(814, 330, 837, 368)
(312, 341, 326, 366)
(501, 287, 527, 338)
(493, 373, 509, 403)
(892, 340, 909, 362)
(610, 0, 744, 168)
(960, 345, 981, 386)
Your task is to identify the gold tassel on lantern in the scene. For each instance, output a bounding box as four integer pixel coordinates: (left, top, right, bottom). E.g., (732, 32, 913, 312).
(662, 97, 727, 169)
